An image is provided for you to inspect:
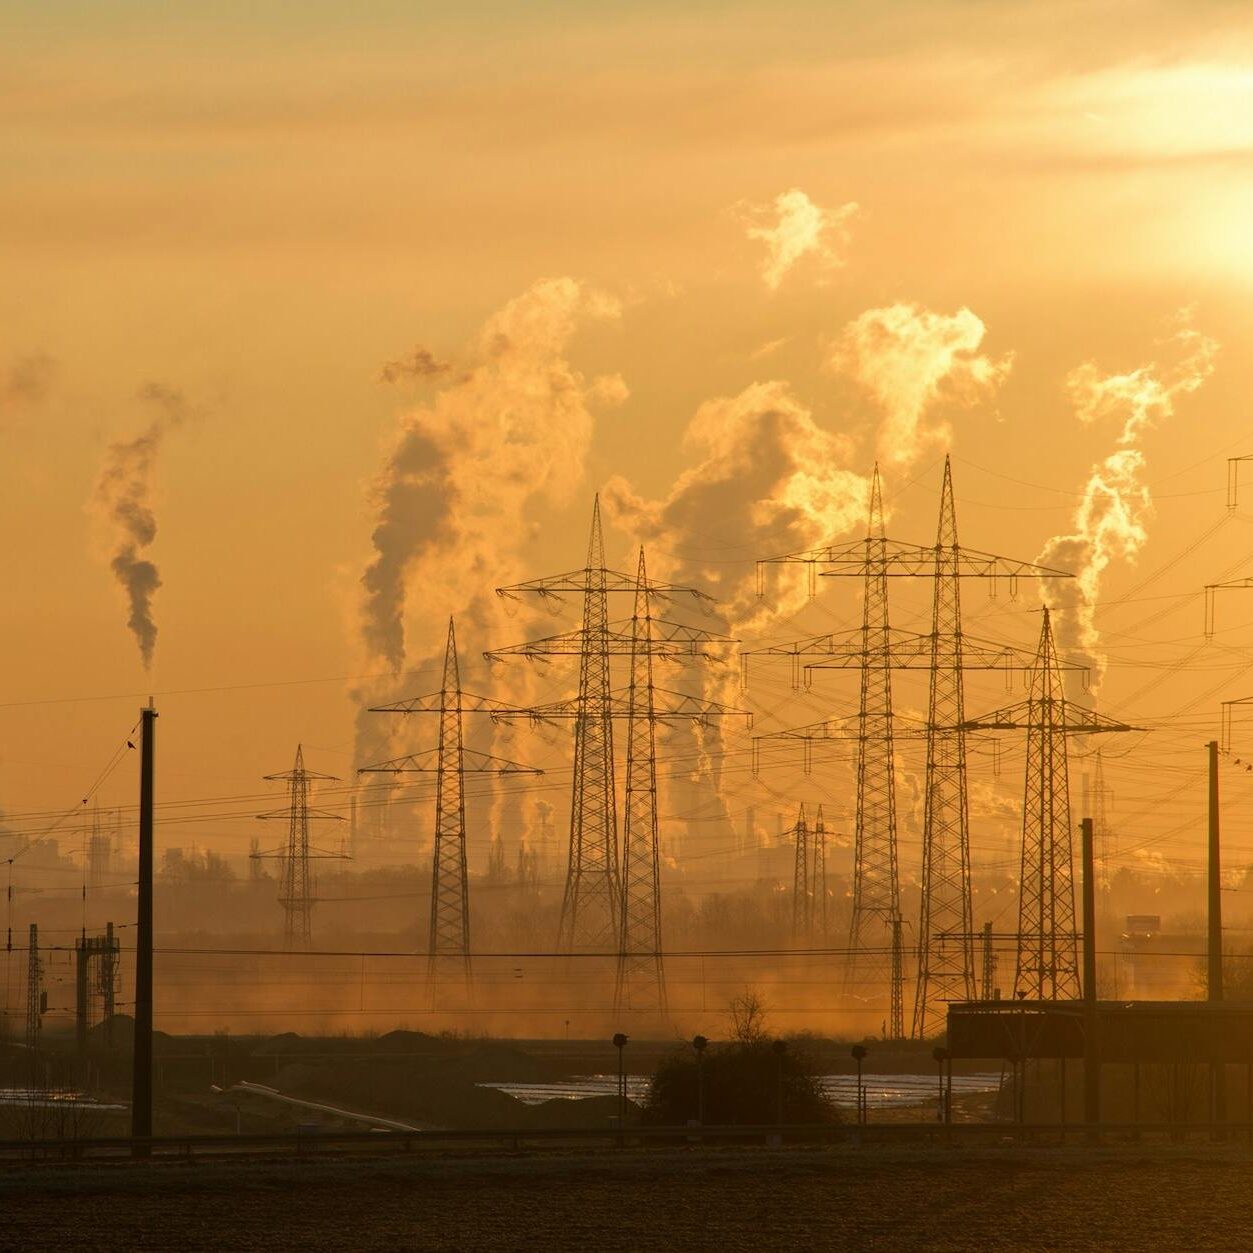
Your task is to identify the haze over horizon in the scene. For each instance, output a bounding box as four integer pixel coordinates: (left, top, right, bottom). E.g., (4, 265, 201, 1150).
(2, 0, 1252, 961)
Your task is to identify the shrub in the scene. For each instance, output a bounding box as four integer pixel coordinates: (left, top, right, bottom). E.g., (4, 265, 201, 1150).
(643, 1038, 838, 1126)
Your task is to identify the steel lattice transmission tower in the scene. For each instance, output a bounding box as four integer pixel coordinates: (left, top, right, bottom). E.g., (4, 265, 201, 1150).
(753, 457, 1076, 1037)
(850, 470, 898, 982)
(254, 746, 345, 950)
(495, 553, 748, 1010)
(813, 805, 828, 939)
(493, 500, 720, 952)
(791, 804, 811, 942)
(789, 803, 829, 942)
(615, 549, 666, 1013)
(361, 618, 542, 1001)
(915, 458, 974, 1035)
(889, 917, 905, 1040)
(965, 608, 1132, 1000)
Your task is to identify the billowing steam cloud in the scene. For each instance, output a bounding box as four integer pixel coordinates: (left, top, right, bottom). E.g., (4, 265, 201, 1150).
(91, 383, 193, 669)
(830, 302, 1013, 467)
(1038, 312, 1218, 694)
(739, 189, 858, 291)
(360, 276, 626, 676)
(605, 381, 869, 856)
(605, 380, 866, 642)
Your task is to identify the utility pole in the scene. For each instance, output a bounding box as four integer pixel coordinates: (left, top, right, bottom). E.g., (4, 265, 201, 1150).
(254, 746, 345, 950)
(132, 700, 156, 1152)
(964, 610, 1132, 1000)
(361, 618, 542, 1004)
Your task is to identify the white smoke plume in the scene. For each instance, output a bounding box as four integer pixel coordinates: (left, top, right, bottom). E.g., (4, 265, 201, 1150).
(90, 382, 193, 670)
(1038, 312, 1218, 694)
(739, 189, 858, 291)
(360, 277, 625, 676)
(830, 302, 1013, 467)
(355, 277, 626, 812)
(604, 381, 868, 858)
(605, 380, 866, 643)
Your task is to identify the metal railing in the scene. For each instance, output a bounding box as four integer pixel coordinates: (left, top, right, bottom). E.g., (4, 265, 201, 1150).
(3, 1119, 1253, 1162)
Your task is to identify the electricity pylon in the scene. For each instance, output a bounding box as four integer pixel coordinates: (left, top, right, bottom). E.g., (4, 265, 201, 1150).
(492, 499, 722, 952)
(361, 617, 541, 1002)
(615, 549, 666, 1013)
(813, 805, 828, 939)
(753, 457, 1076, 1037)
(964, 608, 1133, 1000)
(791, 803, 810, 943)
(788, 803, 828, 943)
(254, 746, 345, 950)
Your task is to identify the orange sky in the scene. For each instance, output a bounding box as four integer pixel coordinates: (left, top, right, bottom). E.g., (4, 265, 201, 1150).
(2, 1, 1253, 906)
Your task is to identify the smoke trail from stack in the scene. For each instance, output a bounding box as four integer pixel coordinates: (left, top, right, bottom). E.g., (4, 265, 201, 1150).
(1038, 312, 1218, 696)
(354, 276, 626, 796)
(90, 382, 192, 670)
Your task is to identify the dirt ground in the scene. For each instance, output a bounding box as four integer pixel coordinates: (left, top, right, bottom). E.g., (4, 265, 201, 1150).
(9, 1143, 1253, 1252)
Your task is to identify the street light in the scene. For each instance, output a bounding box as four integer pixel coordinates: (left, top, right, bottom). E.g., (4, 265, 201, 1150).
(932, 1046, 951, 1125)
(692, 1035, 709, 1126)
(613, 1033, 629, 1128)
(772, 1039, 788, 1126)
(851, 1044, 868, 1125)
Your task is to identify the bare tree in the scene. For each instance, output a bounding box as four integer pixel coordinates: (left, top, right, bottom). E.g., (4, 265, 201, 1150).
(728, 988, 769, 1043)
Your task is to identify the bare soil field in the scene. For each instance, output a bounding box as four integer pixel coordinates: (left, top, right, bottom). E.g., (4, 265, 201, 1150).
(8, 1143, 1253, 1252)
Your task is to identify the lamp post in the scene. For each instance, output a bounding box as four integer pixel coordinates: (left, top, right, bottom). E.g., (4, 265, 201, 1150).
(772, 1039, 788, 1127)
(612, 1032, 629, 1128)
(932, 1046, 951, 1125)
(851, 1044, 868, 1125)
(692, 1035, 708, 1126)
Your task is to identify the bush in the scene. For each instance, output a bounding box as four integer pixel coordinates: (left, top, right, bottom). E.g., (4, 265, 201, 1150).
(643, 1039, 838, 1126)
